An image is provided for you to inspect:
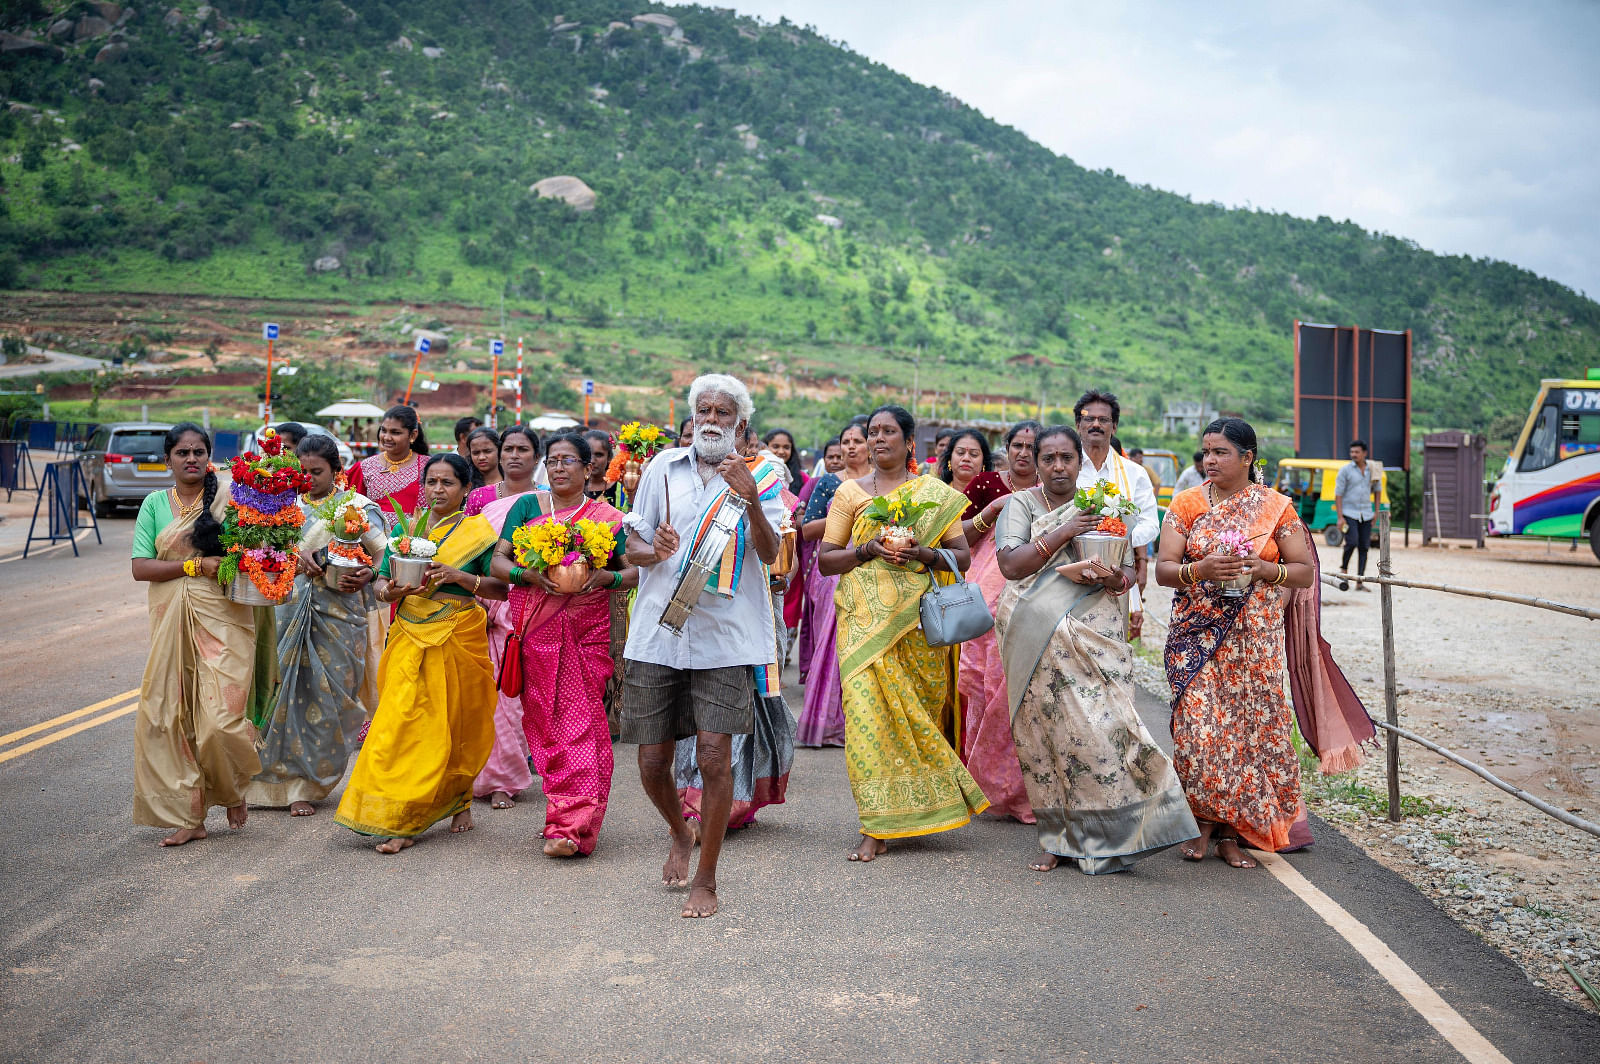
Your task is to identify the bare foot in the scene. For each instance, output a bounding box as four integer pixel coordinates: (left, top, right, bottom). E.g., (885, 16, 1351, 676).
(682, 883, 719, 918)
(1216, 837, 1258, 869)
(289, 801, 315, 817)
(375, 837, 415, 854)
(1180, 821, 1215, 862)
(688, 819, 702, 847)
(662, 822, 694, 887)
(847, 835, 888, 862)
(226, 803, 248, 830)
(543, 836, 579, 858)
(489, 791, 514, 809)
(1029, 850, 1060, 872)
(159, 826, 207, 847)
(450, 810, 474, 834)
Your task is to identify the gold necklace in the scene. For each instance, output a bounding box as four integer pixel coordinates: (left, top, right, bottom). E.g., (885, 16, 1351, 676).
(169, 486, 203, 518)
(382, 452, 412, 474)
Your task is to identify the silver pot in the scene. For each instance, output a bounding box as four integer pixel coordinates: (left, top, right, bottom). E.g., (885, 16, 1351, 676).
(1070, 531, 1129, 570)
(227, 574, 286, 607)
(1219, 571, 1254, 598)
(322, 552, 366, 591)
(389, 554, 432, 588)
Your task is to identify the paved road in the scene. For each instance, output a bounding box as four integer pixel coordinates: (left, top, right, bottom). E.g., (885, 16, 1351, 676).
(0, 345, 105, 377)
(1, 519, 1597, 1063)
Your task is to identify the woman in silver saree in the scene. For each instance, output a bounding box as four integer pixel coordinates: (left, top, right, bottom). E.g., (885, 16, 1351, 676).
(994, 425, 1198, 873)
(247, 435, 390, 815)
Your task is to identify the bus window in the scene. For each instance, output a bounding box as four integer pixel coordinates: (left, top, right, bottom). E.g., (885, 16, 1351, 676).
(1520, 405, 1559, 472)
(1559, 411, 1600, 462)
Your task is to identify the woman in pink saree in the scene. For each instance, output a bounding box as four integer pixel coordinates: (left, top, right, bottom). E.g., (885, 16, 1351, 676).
(942, 429, 1032, 822)
(798, 422, 870, 746)
(490, 433, 637, 857)
(468, 425, 542, 808)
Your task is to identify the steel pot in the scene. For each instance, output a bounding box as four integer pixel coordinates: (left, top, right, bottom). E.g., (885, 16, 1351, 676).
(1070, 531, 1129, 571)
(389, 554, 431, 588)
(227, 574, 286, 607)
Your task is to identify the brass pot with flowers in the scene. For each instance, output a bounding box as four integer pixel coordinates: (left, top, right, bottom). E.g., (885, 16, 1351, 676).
(510, 514, 619, 595)
(863, 489, 937, 561)
(606, 421, 671, 504)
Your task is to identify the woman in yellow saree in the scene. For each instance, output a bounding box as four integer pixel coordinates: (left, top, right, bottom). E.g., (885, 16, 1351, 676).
(131, 424, 260, 847)
(817, 405, 988, 861)
(334, 453, 509, 853)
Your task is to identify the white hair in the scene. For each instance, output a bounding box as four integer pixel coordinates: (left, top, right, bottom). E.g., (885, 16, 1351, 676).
(687, 373, 754, 426)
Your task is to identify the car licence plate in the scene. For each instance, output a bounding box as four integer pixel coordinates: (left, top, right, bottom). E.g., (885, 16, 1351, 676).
(136, 462, 166, 472)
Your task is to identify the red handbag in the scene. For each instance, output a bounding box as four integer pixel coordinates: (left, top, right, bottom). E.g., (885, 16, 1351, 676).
(499, 598, 531, 697)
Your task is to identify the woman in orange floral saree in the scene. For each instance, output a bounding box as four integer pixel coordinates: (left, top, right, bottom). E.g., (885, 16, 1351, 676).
(1156, 419, 1317, 869)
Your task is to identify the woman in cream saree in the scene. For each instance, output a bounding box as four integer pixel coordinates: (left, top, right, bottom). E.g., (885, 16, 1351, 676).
(995, 426, 1198, 873)
(817, 406, 987, 861)
(131, 423, 260, 846)
(334, 454, 508, 853)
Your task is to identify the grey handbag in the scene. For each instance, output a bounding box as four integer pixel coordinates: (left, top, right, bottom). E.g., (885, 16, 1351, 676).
(918, 547, 995, 647)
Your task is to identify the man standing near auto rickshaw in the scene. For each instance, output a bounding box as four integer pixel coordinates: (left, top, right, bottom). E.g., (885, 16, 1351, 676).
(1335, 439, 1383, 591)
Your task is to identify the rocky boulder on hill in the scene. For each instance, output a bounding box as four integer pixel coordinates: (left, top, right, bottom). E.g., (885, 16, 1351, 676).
(74, 16, 112, 41)
(530, 175, 596, 212)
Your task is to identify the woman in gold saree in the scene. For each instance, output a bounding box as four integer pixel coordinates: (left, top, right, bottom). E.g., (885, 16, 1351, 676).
(817, 405, 988, 861)
(995, 426, 1198, 873)
(131, 424, 260, 847)
(1155, 418, 1318, 868)
(334, 453, 509, 853)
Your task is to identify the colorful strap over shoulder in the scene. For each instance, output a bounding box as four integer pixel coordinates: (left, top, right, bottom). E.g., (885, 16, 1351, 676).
(678, 456, 785, 599)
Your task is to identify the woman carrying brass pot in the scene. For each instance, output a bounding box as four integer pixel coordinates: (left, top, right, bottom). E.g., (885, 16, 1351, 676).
(489, 433, 636, 857)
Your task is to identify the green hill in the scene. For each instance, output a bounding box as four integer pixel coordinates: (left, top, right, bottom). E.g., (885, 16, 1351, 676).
(2, 0, 1596, 439)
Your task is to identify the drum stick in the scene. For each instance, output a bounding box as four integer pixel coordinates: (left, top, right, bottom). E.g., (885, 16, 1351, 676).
(664, 482, 670, 528)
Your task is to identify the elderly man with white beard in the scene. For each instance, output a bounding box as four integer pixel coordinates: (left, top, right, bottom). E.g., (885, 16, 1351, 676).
(620, 374, 789, 919)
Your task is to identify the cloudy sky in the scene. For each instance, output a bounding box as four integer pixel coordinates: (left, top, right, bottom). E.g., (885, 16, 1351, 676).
(732, 1, 1600, 300)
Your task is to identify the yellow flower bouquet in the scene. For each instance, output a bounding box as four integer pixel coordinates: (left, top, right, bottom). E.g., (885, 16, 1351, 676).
(511, 517, 616, 572)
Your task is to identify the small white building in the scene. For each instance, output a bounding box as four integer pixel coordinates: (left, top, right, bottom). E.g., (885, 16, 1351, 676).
(1162, 400, 1218, 437)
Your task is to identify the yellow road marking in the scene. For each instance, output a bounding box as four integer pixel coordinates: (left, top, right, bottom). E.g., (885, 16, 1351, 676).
(0, 688, 140, 747)
(1258, 851, 1512, 1064)
(0, 703, 137, 765)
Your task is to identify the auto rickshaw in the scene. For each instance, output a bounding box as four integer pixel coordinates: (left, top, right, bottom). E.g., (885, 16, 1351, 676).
(1273, 458, 1389, 546)
(1139, 448, 1179, 519)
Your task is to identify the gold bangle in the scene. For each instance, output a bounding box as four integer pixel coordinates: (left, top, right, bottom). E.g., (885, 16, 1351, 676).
(973, 513, 989, 534)
(472, 574, 482, 595)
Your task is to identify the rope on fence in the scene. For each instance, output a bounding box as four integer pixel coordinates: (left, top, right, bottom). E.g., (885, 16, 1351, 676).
(1373, 720, 1600, 841)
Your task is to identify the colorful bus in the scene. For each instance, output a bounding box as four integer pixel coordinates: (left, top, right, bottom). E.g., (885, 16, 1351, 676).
(1487, 376, 1600, 561)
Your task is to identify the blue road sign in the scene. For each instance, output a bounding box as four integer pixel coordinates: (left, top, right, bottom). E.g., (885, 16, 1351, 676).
(583, 379, 595, 395)
(491, 340, 505, 356)
(415, 336, 431, 354)
(263, 323, 279, 340)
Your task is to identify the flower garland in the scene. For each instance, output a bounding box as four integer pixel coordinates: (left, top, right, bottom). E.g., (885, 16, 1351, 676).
(219, 429, 314, 595)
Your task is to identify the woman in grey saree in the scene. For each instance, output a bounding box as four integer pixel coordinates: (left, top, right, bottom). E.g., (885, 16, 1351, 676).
(994, 425, 1198, 873)
(247, 437, 390, 814)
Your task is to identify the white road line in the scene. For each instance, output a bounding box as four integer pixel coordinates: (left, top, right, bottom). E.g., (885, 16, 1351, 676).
(1258, 851, 1512, 1064)
(0, 527, 98, 565)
